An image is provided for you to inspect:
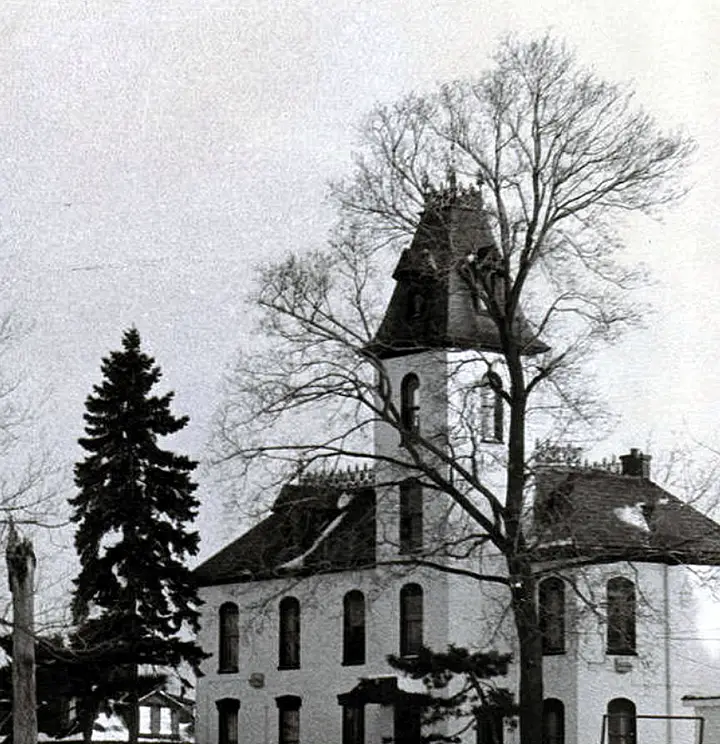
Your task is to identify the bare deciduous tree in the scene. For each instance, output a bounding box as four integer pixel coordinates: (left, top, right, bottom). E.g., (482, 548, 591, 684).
(215, 35, 695, 744)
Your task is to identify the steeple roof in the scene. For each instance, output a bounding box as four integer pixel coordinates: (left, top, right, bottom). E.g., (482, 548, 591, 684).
(365, 186, 548, 359)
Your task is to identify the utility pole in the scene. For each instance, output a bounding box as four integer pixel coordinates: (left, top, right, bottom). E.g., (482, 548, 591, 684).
(6, 521, 37, 744)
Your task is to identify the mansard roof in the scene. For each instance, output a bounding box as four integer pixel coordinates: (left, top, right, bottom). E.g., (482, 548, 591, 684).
(193, 476, 376, 587)
(366, 186, 548, 359)
(532, 467, 720, 566)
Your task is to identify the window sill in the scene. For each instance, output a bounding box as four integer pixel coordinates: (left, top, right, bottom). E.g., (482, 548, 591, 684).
(218, 667, 239, 675)
(278, 664, 301, 671)
(606, 650, 637, 657)
(542, 650, 566, 656)
(342, 659, 366, 667)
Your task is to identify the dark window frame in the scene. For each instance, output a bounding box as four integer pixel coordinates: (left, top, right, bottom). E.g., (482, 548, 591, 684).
(606, 577, 636, 655)
(342, 704, 365, 744)
(539, 577, 566, 655)
(480, 373, 503, 443)
(218, 602, 240, 673)
(394, 699, 422, 744)
(476, 708, 504, 744)
(343, 590, 366, 666)
(543, 699, 565, 744)
(276, 696, 301, 744)
(400, 583, 423, 657)
(278, 596, 301, 669)
(401, 373, 420, 434)
(607, 698, 636, 744)
(216, 698, 240, 744)
(399, 479, 423, 554)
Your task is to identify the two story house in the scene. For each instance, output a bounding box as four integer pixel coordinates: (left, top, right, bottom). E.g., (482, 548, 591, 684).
(194, 186, 720, 744)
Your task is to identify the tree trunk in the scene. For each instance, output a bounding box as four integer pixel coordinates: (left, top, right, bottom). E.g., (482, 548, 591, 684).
(509, 558, 544, 744)
(82, 714, 95, 744)
(126, 664, 139, 744)
(504, 353, 544, 744)
(5, 524, 37, 744)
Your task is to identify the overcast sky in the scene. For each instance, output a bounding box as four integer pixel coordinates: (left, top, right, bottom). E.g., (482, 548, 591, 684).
(1, 0, 720, 573)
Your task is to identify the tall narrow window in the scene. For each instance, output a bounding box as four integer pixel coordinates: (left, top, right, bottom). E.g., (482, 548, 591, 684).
(400, 583, 423, 657)
(607, 578, 636, 655)
(276, 696, 301, 744)
(399, 480, 423, 553)
(543, 699, 564, 744)
(394, 700, 422, 744)
(401, 373, 420, 434)
(343, 590, 366, 665)
(342, 705, 365, 744)
(480, 373, 503, 443)
(216, 699, 240, 744)
(539, 578, 565, 655)
(476, 709, 504, 744)
(219, 602, 239, 673)
(279, 597, 300, 669)
(607, 698, 636, 744)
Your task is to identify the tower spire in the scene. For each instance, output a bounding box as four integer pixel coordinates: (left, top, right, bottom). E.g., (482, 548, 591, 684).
(365, 186, 548, 358)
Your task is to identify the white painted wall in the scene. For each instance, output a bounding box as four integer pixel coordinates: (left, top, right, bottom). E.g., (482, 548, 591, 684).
(197, 567, 459, 744)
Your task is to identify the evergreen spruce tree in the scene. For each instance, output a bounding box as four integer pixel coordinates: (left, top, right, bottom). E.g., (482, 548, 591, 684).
(388, 646, 517, 744)
(69, 328, 206, 744)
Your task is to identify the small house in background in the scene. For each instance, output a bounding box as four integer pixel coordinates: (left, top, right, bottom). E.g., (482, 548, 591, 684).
(136, 689, 194, 742)
(43, 687, 195, 744)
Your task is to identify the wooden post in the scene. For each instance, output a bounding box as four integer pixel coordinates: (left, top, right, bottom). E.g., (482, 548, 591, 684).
(6, 521, 37, 744)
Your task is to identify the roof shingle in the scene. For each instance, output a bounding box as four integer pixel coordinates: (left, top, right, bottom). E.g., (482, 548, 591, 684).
(532, 468, 720, 566)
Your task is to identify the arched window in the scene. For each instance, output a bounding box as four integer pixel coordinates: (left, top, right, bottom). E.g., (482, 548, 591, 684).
(276, 696, 301, 744)
(401, 373, 420, 434)
(480, 373, 503, 443)
(407, 290, 426, 321)
(607, 698, 636, 744)
(216, 698, 240, 744)
(539, 578, 565, 655)
(400, 583, 423, 657)
(399, 479, 423, 554)
(278, 597, 300, 669)
(343, 590, 366, 665)
(607, 578, 636, 655)
(543, 699, 564, 744)
(218, 603, 239, 673)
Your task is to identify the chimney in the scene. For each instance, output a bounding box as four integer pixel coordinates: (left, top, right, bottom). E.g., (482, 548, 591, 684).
(619, 448, 651, 478)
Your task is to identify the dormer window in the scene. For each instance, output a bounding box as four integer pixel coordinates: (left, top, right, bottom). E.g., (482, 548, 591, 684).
(401, 374, 420, 434)
(480, 372, 503, 443)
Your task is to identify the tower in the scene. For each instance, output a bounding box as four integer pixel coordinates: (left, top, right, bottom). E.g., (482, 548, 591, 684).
(366, 185, 546, 530)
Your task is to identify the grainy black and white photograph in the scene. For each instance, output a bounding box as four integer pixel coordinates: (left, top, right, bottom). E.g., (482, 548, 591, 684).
(1, 2, 719, 744)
